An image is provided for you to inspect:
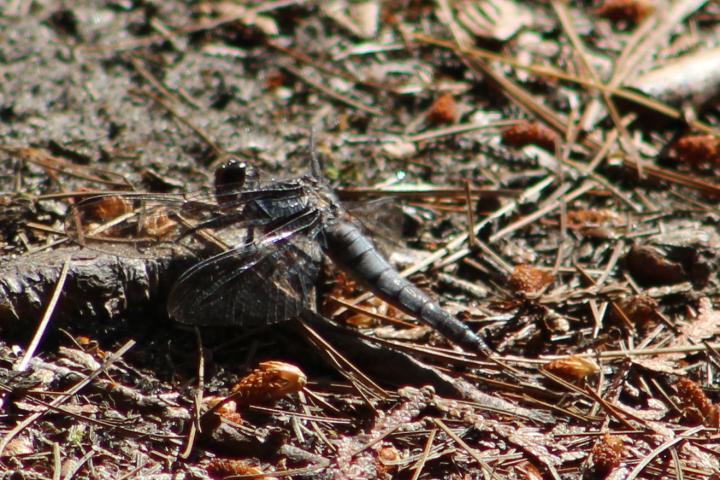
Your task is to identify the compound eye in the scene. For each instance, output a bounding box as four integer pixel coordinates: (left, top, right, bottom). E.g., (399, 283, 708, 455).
(215, 158, 247, 187)
(214, 158, 257, 206)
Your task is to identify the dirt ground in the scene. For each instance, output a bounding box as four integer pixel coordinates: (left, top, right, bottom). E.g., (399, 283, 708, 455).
(1, 0, 720, 478)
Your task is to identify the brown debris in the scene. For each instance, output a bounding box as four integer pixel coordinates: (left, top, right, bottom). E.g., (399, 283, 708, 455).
(566, 209, 623, 228)
(614, 295, 659, 332)
(668, 134, 720, 168)
(590, 434, 625, 477)
(427, 93, 458, 125)
(676, 378, 720, 427)
(322, 272, 404, 328)
(595, 0, 655, 24)
(678, 297, 720, 343)
(543, 355, 599, 380)
(141, 210, 177, 238)
(508, 264, 554, 293)
(623, 225, 718, 288)
(203, 396, 244, 424)
(0, 436, 34, 457)
(343, 310, 380, 328)
(69, 195, 178, 241)
(80, 194, 132, 222)
(513, 461, 543, 479)
(230, 361, 307, 405)
(264, 70, 288, 92)
(624, 245, 686, 286)
(207, 459, 272, 479)
(566, 208, 625, 238)
(321, 271, 359, 314)
(502, 120, 559, 152)
(375, 444, 400, 476)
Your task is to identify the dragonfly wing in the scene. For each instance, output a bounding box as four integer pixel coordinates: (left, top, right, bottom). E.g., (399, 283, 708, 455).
(345, 196, 407, 254)
(65, 179, 309, 258)
(167, 210, 323, 328)
(65, 193, 217, 257)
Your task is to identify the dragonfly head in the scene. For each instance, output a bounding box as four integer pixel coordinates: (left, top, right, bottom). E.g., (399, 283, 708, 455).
(214, 157, 259, 206)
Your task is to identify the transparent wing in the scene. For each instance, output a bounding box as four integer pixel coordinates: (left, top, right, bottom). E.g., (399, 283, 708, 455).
(64, 192, 209, 257)
(345, 196, 406, 252)
(167, 208, 323, 328)
(64, 179, 308, 258)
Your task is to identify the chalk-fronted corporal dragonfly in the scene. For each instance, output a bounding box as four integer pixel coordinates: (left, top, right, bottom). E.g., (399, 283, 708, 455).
(66, 154, 490, 354)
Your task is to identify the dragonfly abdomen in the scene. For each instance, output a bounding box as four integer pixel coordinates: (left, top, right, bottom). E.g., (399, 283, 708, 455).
(323, 221, 490, 354)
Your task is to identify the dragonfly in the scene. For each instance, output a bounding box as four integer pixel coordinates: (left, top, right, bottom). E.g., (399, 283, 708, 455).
(65, 151, 491, 354)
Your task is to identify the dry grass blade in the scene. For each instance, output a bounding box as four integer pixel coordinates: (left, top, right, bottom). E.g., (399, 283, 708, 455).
(0, 146, 130, 188)
(15, 255, 71, 372)
(337, 183, 517, 203)
(62, 449, 95, 480)
(297, 318, 389, 402)
(52, 442, 60, 480)
(412, 34, 720, 136)
(625, 425, 704, 480)
(551, 0, 642, 173)
(612, 0, 709, 83)
(246, 405, 350, 425)
(328, 295, 418, 328)
(424, 30, 720, 203)
(180, 327, 205, 460)
(431, 418, 508, 479)
(489, 180, 595, 242)
(0, 386, 182, 440)
(128, 55, 194, 110)
(426, 176, 555, 276)
(409, 428, 436, 480)
(404, 119, 520, 143)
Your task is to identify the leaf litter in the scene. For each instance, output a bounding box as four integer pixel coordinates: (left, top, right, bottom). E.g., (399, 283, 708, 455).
(1, 1, 720, 478)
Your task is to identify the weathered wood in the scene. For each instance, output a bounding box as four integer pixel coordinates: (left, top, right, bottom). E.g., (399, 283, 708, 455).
(0, 247, 196, 335)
